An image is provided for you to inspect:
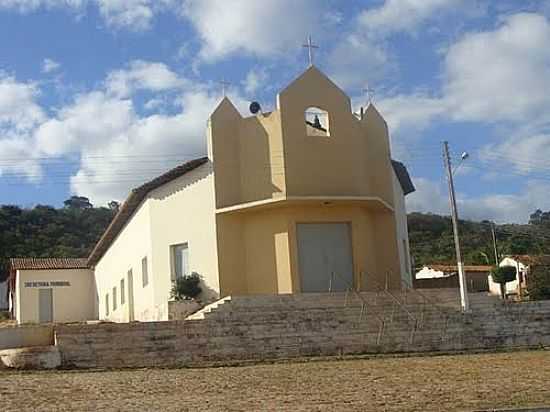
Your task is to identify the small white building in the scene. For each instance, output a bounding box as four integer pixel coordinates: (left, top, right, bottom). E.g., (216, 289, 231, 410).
(489, 255, 550, 298)
(9, 258, 96, 324)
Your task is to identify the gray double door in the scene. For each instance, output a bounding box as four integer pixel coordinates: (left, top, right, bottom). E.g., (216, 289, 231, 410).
(39, 289, 53, 323)
(297, 223, 354, 293)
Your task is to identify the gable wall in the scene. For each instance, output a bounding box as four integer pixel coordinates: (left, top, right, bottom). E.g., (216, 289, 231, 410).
(94, 199, 154, 322)
(277, 69, 395, 207)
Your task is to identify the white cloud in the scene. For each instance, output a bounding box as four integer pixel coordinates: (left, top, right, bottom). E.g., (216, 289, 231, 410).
(444, 13, 550, 123)
(407, 177, 550, 224)
(242, 67, 268, 96)
(327, 33, 391, 90)
(0, 0, 174, 31)
(0, 0, 85, 12)
(359, 0, 465, 37)
(377, 12, 550, 145)
(104, 60, 185, 98)
(0, 74, 45, 132)
(95, 0, 175, 31)
(42, 58, 61, 73)
(377, 93, 447, 136)
(181, 0, 333, 62)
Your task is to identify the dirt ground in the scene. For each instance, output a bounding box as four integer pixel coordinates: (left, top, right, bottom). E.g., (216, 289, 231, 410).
(1, 350, 550, 412)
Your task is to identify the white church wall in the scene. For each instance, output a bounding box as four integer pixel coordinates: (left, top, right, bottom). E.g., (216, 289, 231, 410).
(392, 171, 412, 286)
(148, 162, 219, 319)
(94, 199, 155, 322)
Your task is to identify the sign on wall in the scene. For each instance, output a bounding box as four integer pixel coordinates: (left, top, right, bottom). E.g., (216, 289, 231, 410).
(24, 281, 71, 288)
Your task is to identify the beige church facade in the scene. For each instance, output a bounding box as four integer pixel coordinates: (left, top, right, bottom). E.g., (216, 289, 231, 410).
(9, 66, 415, 324)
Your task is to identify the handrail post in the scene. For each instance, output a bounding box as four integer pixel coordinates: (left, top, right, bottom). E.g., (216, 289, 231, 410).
(329, 272, 334, 294)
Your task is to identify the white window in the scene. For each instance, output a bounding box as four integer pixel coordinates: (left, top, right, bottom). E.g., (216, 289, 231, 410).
(171, 243, 189, 280)
(305, 107, 330, 136)
(105, 294, 109, 316)
(142, 257, 149, 287)
(112, 287, 117, 311)
(120, 279, 125, 305)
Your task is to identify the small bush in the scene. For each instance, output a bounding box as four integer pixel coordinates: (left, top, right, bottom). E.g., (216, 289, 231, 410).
(0, 311, 10, 321)
(171, 272, 202, 301)
(491, 266, 517, 299)
(528, 265, 550, 301)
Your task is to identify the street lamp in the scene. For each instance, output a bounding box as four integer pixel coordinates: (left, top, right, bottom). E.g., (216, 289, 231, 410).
(443, 142, 470, 312)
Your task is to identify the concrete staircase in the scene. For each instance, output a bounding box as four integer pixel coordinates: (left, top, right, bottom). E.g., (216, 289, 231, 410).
(52, 289, 550, 369)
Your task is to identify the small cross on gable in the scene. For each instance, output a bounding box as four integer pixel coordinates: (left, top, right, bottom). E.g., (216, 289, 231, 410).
(363, 84, 375, 104)
(219, 78, 231, 97)
(302, 35, 319, 67)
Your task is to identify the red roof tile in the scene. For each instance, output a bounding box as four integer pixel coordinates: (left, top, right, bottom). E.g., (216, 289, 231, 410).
(10, 258, 89, 270)
(87, 157, 209, 266)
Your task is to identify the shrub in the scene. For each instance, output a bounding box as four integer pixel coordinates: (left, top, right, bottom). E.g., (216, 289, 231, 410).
(527, 265, 550, 301)
(171, 272, 202, 301)
(491, 266, 517, 299)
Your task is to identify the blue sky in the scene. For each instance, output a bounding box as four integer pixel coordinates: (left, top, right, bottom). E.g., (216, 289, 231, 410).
(1, 0, 550, 223)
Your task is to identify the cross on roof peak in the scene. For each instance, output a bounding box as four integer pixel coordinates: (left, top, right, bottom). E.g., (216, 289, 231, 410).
(363, 84, 375, 104)
(219, 78, 231, 97)
(302, 35, 319, 67)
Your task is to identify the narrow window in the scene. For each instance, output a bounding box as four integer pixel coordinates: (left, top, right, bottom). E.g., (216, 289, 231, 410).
(105, 294, 109, 316)
(305, 107, 330, 136)
(142, 257, 149, 287)
(112, 287, 117, 311)
(120, 279, 125, 305)
(171, 243, 189, 280)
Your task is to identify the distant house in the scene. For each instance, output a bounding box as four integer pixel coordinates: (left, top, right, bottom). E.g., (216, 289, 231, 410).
(489, 255, 550, 298)
(414, 264, 491, 292)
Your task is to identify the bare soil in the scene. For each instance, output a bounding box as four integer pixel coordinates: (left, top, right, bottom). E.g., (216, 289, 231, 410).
(1, 350, 550, 411)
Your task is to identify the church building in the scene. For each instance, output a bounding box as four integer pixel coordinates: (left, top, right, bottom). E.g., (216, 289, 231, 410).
(9, 66, 415, 324)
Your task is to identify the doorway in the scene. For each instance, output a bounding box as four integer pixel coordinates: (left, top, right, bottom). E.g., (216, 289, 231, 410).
(38, 288, 53, 323)
(297, 223, 354, 293)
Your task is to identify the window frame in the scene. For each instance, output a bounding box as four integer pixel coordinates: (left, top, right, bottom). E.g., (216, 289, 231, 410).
(112, 287, 117, 311)
(170, 242, 189, 281)
(120, 278, 125, 305)
(142, 256, 149, 287)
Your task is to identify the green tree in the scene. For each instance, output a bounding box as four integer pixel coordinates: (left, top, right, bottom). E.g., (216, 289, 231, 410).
(170, 273, 202, 301)
(527, 266, 550, 301)
(491, 266, 517, 300)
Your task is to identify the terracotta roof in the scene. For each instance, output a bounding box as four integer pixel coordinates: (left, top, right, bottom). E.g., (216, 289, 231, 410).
(87, 157, 209, 267)
(10, 258, 89, 270)
(507, 255, 550, 266)
(426, 264, 493, 273)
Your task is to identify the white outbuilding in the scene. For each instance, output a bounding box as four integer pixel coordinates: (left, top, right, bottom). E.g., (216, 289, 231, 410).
(9, 258, 96, 324)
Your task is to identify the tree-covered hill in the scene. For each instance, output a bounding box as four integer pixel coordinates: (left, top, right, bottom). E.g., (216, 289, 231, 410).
(0, 202, 116, 281)
(408, 212, 550, 268)
(1, 201, 550, 282)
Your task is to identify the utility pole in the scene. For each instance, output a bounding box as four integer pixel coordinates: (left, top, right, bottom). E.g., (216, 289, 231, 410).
(491, 222, 499, 266)
(443, 141, 470, 312)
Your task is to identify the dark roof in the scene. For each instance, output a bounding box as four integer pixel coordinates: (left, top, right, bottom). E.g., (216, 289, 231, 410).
(391, 160, 415, 195)
(10, 258, 89, 270)
(508, 255, 550, 267)
(426, 264, 493, 273)
(87, 157, 209, 267)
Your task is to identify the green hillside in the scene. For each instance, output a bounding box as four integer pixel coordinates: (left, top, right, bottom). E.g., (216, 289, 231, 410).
(1, 202, 549, 282)
(408, 212, 550, 268)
